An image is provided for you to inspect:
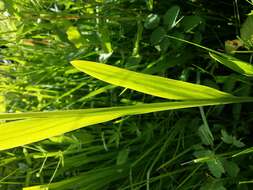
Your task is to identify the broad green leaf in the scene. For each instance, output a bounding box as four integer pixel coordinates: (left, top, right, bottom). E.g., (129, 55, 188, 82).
(1, 98, 253, 151)
(71, 60, 234, 100)
(163, 5, 180, 29)
(209, 53, 253, 76)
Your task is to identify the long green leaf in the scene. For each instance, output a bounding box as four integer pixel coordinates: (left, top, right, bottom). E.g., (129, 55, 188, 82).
(1, 98, 253, 151)
(71, 60, 233, 100)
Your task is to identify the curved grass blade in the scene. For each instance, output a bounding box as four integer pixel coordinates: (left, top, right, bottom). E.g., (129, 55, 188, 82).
(209, 52, 253, 76)
(1, 97, 253, 151)
(71, 60, 233, 100)
(166, 35, 253, 77)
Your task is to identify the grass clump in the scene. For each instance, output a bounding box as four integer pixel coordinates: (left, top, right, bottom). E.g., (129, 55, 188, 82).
(0, 0, 253, 190)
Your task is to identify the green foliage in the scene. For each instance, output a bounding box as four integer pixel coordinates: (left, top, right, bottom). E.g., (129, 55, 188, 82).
(163, 5, 181, 30)
(221, 129, 245, 148)
(1, 0, 253, 190)
(193, 150, 225, 178)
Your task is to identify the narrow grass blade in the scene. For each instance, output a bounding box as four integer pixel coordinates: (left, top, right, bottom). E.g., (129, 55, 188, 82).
(232, 146, 253, 157)
(209, 52, 253, 76)
(23, 186, 48, 190)
(71, 60, 233, 100)
(1, 97, 253, 151)
(166, 35, 253, 77)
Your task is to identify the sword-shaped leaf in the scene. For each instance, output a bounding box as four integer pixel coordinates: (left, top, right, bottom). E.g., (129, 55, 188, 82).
(71, 60, 233, 100)
(1, 98, 253, 151)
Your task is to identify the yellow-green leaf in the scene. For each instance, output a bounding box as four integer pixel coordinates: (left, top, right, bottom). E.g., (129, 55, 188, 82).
(71, 60, 233, 100)
(23, 186, 48, 190)
(1, 98, 253, 151)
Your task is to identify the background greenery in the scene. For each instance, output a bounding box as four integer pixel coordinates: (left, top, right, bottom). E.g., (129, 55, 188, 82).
(0, 0, 253, 189)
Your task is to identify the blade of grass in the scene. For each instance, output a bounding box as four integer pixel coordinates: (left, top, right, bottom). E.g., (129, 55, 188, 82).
(0, 97, 253, 151)
(232, 147, 253, 157)
(209, 52, 253, 76)
(166, 35, 253, 76)
(70, 60, 234, 100)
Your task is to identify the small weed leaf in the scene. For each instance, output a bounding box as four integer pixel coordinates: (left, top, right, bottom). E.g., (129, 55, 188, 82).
(221, 129, 245, 148)
(194, 150, 225, 178)
(207, 158, 225, 178)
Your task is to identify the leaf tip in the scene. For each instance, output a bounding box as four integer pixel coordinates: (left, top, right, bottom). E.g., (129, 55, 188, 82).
(70, 60, 79, 67)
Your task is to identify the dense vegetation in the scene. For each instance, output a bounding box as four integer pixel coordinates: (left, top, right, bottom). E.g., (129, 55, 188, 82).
(1, 0, 253, 189)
